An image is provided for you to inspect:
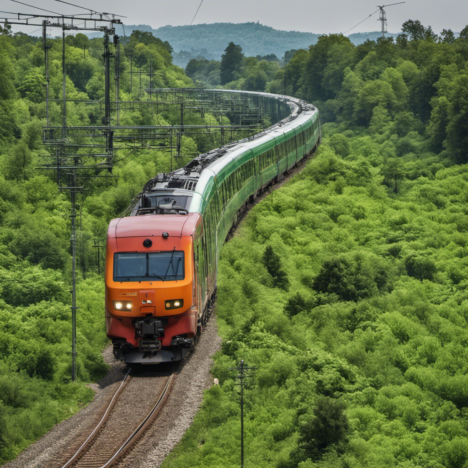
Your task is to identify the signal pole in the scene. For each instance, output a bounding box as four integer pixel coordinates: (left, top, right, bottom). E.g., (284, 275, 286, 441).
(377, 3, 405, 38)
(230, 360, 257, 468)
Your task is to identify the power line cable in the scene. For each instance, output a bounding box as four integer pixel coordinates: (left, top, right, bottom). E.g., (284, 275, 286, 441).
(51, 0, 96, 13)
(343, 9, 380, 35)
(190, 0, 204, 25)
(10, 0, 64, 15)
(52, 0, 126, 17)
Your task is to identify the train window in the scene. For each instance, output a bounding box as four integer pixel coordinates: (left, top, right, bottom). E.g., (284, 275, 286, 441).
(148, 195, 190, 209)
(114, 252, 185, 282)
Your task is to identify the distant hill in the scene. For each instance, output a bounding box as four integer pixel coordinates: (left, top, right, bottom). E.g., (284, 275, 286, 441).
(88, 23, 400, 67)
(347, 31, 400, 44)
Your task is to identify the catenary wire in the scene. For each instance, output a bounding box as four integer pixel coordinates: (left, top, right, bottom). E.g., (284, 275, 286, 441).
(10, 0, 64, 15)
(343, 9, 379, 35)
(51, 0, 96, 13)
(52, 0, 126, 17)
(190, 0, 204, 25)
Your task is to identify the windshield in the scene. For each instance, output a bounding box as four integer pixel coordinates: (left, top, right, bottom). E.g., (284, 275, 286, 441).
(114, 252, 184, 282)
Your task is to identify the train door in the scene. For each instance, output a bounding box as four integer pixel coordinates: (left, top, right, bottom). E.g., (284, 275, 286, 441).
(275, 138, 280, 179)
(294, 129, 299, 164)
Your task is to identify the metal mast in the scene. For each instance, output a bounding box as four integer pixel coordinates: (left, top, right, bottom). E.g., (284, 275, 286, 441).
(377, 3, 405, 38)
(0, 11, 123, 382)
(230, 360, 256, 468)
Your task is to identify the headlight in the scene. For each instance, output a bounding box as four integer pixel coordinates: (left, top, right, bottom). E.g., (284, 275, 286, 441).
(165, 299, 184, 310)
(114, 301, 132, 311)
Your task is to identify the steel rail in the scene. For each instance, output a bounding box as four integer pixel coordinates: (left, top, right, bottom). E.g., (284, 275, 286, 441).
(61, 367, 132, 468)
(60, 371, 174, 468)
(100, 373, 175, 468)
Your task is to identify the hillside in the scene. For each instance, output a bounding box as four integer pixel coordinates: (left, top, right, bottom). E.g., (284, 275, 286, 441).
(163, 27, 468, 468)
(89, 23, 399, 66)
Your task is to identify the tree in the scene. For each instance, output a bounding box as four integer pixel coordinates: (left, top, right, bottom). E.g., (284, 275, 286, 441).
(405, 254, 437, 281)
(0, 403, 7, 453)
(75, 33, 90, 59)
(262, 245, 289, 290)
(428, 96, 450, 152)
(382, 159, 404, 194)
(440, 29, 455, 44)
(298, 397, 349, 460)
(459, 25, 468, 41)
(329, 134, 350, 157)
(401, 20, 438, 42)
(283, 49, 298, 64)
(4, 140, 33, 181)
(0, 23, 11, 36)
(353, 79, 398, 125)
(284, 293, 307, 317)
(445, 74, 468, 163)
(10, 225, 67, 270)
(302, 34, 353, 102)
(313, 255, 390, 301)
(220, 42, 244, 85)
(0, 40, 16, 100)
(402, 20, 427, 41)
(242, 68, 268, 91)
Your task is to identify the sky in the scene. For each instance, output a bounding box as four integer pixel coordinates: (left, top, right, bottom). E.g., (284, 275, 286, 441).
(2, 0, 468, 35)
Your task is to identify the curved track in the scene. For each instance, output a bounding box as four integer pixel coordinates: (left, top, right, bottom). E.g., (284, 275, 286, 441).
(59, 366, 175, 468)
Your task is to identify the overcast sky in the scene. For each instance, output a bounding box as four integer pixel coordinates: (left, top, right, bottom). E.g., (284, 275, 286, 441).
(3, 0, 468, 35)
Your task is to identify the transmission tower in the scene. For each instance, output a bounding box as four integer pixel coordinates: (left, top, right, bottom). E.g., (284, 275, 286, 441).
(1, 7, 273, 384)
(0, 9, 123, 382)
(229, 360, 257, 468)
(377, 2, 405, 38)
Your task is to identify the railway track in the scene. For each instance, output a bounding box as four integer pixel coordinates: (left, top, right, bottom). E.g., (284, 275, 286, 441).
(58, 366, 175, 468)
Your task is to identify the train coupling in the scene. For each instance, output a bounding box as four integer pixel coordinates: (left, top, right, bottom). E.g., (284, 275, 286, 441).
(134, 317, 166, 354)
(134, 317, 165, 337)
(171, 335, 193, 348)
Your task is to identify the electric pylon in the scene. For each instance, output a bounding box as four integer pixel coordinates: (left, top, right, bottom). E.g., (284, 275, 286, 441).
(377, 2, 405, 38)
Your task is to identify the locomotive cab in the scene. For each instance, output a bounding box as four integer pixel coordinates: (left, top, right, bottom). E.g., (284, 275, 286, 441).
(105, 204, 202, 364)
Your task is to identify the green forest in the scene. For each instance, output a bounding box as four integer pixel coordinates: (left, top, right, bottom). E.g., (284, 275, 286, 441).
(100, 22, 402, 68)
(0, 27, 226, 464)
(164, 21, 468, 468)
(1, 16, 468, 468)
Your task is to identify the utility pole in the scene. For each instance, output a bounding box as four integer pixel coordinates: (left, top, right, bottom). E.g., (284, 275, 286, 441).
(230, 360, 256, 468)
(93, 240, 106, 275)
(377, 3, 405, 38)
(2, 11, 122, 383)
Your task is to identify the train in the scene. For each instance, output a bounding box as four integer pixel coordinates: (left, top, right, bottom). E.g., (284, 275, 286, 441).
(105, 90, 321, 364)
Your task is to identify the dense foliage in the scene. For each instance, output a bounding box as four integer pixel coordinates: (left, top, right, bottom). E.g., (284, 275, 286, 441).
(0, 28, 217, 464)
(99, 23, 401, 68)
(107, 22, 321, 67)
(163, 22, 468, 468)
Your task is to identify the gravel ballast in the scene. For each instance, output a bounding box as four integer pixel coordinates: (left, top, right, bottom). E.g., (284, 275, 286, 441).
(4, 318, 221, 468)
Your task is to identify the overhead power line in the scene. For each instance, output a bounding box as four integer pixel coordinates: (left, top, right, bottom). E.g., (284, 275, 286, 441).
(52, 0, 96, 13)
(52, 0, 126, 18)
(190, 0, 204, 25)
(343, 9, 380, 35)
(10, 0, 64, 15)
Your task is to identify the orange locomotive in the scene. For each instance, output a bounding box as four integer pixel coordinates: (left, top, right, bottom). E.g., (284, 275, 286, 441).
(105, 90, 321, 365)
(106, 212, 204, 364)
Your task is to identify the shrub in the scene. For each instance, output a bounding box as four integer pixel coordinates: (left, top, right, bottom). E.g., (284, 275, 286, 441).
(313, 254, 391, 301)
(284, 293, 308, 317)
(262, 245, 290, 290)
(298, 397, 349, 460)
(404, 254, 437, 281)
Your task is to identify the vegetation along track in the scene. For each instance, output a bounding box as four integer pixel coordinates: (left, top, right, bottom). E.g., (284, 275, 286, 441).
(57, 366, 175, 468)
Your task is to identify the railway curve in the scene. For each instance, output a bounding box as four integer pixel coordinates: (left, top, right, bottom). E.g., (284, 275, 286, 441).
(4, 89, 319, 468)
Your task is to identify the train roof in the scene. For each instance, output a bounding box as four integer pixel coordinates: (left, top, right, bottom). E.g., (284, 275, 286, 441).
(108, 213, 200, 239)
(122, 90, 319, 216)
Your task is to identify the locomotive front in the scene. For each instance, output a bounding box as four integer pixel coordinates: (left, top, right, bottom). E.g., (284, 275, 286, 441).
(105, 213, 200, 364)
